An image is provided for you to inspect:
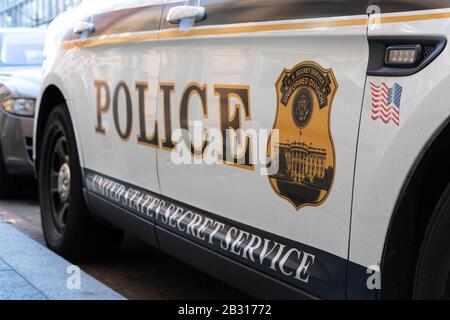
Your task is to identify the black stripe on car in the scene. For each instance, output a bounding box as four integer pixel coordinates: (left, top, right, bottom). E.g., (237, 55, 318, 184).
(83, 169, 378, 300)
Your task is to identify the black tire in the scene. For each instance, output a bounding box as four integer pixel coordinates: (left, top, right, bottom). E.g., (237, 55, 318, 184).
(38, 104, 123, 261)
(414, 184, 450, 299)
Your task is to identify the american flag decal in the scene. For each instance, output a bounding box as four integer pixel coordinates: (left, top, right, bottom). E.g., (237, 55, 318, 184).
(370, 82, 403, 126)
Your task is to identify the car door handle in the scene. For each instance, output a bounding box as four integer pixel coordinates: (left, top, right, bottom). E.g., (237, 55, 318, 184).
(166, 5, 206, 24)
(73, 21, 96, 34)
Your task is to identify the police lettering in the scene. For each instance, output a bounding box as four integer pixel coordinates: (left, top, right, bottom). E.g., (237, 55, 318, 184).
(94, 81, 253, 169)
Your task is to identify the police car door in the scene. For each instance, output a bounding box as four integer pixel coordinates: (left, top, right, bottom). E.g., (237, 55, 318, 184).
(156, 0, 370, 298)
(72, 1, 164, 199)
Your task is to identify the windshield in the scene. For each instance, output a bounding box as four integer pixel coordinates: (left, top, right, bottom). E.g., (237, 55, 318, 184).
(0, 33, 45, 67)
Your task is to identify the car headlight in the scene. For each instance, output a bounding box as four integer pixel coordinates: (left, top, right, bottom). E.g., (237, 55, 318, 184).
(1, 98, 36, 117)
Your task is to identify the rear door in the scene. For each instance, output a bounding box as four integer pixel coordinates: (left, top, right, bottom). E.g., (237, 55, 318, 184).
(155, 0, 371, 298)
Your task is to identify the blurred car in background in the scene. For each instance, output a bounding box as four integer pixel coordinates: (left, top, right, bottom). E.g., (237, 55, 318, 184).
(0, 28, 45, 197)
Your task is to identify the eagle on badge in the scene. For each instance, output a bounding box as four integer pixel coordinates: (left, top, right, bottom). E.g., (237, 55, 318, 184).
(267, 61, 338, 210)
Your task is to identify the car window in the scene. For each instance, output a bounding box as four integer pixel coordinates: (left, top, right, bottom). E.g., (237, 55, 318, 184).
(78, 0, 164, 12)
(0, 33, 45, 66)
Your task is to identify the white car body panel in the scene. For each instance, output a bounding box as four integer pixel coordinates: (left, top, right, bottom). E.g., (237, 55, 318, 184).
(352, 8, 450, 267)
(157, 19, 369, 260)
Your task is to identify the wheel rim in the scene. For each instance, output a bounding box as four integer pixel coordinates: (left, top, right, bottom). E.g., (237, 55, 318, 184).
(49, 133, 71, 234)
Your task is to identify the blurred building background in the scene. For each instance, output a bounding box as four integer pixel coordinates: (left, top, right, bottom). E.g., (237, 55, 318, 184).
(0, 0, 82, 28)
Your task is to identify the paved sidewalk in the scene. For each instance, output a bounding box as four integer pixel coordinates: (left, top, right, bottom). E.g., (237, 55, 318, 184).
(0, 219, 125, 300)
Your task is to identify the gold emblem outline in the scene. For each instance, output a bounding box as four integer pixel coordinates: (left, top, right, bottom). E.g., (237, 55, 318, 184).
(267, 60, 339, 211)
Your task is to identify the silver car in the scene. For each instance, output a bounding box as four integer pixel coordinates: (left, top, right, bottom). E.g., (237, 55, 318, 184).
(0, 29, 45, 197)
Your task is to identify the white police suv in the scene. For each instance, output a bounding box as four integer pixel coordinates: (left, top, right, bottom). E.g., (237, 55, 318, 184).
(34, 0, 450, 299)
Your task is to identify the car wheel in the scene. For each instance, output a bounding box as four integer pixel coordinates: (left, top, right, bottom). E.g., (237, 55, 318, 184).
(39, 104, 123, 261)
(413, 183, 450, 299)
